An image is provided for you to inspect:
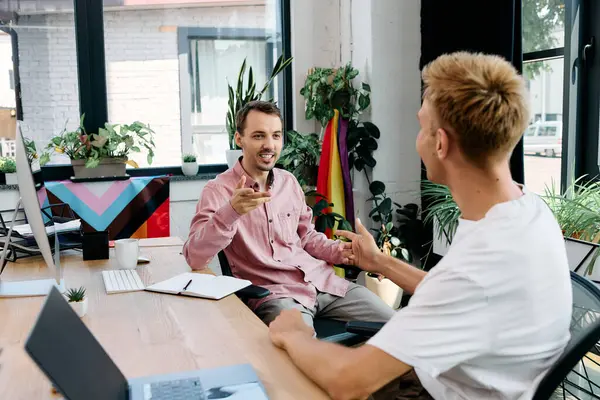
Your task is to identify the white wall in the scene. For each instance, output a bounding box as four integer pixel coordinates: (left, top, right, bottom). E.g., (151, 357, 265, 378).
(290, 0, 422, 228)
(0, 33, 16, 110)
(290, 0, 344, 136)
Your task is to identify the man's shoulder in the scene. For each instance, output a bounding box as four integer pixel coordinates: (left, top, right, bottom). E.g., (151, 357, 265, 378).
(205, 170, 237, 193)
(274, 167, 298, 182)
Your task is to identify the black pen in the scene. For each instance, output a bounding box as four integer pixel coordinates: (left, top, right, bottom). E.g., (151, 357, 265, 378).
(178, 279, 192, 295)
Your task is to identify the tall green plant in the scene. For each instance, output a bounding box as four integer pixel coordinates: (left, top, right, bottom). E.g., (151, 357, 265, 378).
(226, 55, 293, 150)
(543, 176, 600, 243)
(421, 180, 460, 245)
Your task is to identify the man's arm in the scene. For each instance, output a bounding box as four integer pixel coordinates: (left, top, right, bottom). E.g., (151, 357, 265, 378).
(270, 311, 411, 400)
(183, 184, 241, 270)
(337, 219, 426, 294)
(370, 252, 427, 295)
(184, 176, 271, 269)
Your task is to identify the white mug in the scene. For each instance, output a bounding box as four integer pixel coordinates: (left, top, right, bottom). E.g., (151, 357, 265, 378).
(114, 239, 139, 269)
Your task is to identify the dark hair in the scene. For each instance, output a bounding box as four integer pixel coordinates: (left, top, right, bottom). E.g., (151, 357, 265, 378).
(235, 101, 282, 134)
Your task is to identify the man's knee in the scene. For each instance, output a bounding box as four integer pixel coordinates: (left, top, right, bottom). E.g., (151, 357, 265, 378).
(347, 284, 396, 322)
(254, 298, 314, 327)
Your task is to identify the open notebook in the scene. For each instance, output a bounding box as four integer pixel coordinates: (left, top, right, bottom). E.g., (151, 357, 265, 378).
(145, 272, 252, 300)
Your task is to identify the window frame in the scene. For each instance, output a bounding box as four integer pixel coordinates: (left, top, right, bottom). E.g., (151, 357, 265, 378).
(177, 27, 278, 163)
(16, 0, 292, 180)
(524, 0, 600, 192)
(522, 3, 568, 192)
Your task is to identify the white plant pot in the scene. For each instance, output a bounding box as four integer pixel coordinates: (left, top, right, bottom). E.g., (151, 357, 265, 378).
(68, 297, 88, 318)
(5, 172, 17, 185)
(364, 273, 403, 309)
(226, 149, 243, 168)
(181, 162, 198, 176)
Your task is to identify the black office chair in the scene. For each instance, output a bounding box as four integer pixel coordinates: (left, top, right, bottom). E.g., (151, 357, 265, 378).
(347, 271, 600, 399)
(217, 251, 365, 346)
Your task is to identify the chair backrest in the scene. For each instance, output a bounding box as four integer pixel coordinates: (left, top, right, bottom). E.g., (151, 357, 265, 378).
(533, 272, 600, 399)
(217, 251, 233, 277)
(565, 236, 600, 275)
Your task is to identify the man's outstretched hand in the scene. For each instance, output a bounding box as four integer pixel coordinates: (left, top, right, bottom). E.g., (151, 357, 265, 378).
(230, 175, 271, 215)
(335, 218, 381, 273)
(337, 240, 354, 265)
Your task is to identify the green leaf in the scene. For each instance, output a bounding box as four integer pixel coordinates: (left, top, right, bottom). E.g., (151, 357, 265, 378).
(339, 220, 353, 232)
(326, 215, 336, 229)
(358, 94, 370, 110)
(379, 197, 392, 214)
(401, 248, 410, 261)
(313, 199, 329, 215)
(363, 122, 380, 139)
(390, 237, 401, 247)
(385, 222, 394, 233)
(315, 216, 328, 233)
(363, 153, 376, 168)
(369, 181, 386, 196)
(362, 82, 371, 92)
(364, 137, 378, 151)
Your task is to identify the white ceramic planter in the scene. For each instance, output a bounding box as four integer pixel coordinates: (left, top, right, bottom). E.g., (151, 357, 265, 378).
(365, 273, 403, 310)
(68, 297, 88, 318)
(181, 162, 198, 176)
(226, 149, 243, 168)
(5, 172, 17, 185)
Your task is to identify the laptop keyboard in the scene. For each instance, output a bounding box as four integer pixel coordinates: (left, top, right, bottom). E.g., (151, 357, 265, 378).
(144, 378, 205, 400)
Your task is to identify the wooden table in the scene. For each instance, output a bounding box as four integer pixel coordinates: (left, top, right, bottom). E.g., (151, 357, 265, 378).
(0, 238, 328, 400)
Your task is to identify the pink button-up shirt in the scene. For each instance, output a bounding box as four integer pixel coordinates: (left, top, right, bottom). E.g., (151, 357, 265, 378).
(183, 161, 350, 310)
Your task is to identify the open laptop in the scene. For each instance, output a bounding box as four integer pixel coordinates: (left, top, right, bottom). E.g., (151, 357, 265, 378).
(25, 286, 269, 400)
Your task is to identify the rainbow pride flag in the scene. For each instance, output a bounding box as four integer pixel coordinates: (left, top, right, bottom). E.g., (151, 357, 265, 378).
(316, 109, 355, 238)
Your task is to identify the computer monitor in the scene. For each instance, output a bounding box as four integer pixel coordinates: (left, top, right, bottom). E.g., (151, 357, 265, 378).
(0, 121, 64, 297)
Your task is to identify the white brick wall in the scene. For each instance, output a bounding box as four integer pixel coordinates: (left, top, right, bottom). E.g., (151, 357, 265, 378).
(16, 5, 268, 166)
(16, 13, 80, 147)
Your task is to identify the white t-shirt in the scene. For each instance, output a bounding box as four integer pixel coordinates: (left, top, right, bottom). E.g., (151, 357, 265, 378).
(368, 186, 572, 400)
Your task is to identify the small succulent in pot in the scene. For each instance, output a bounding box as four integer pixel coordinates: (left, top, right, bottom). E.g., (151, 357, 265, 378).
(65, 286, 88, 318)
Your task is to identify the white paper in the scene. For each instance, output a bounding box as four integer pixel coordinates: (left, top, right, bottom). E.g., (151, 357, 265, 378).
(145, 272, 251, 300)
(13, 219, 81, 237)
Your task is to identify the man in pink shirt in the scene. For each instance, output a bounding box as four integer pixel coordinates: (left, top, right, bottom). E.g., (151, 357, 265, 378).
(183, 100, 394, 328)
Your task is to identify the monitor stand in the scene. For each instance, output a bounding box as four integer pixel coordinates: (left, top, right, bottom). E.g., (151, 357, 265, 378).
(0, 198, 66, 297)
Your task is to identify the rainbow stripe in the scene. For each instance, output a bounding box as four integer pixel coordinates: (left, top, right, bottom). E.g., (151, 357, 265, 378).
(316, 109, 355, 238)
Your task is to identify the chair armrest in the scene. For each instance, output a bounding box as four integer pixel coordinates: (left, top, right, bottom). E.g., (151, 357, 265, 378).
(345, 321, 385, 338)
(236, 284, 270, 299)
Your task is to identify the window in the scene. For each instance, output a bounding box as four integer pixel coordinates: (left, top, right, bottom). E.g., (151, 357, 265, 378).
(522, 0, 565, 195)
(102, 0, 284, 168)
(0, 2, 80, 165)
(179, 29, 275, 165)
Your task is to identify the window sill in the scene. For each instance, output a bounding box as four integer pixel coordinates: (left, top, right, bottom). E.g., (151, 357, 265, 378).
(38, 163, 227, 182)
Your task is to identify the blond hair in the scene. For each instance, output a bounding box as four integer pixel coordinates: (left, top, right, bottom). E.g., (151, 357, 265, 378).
(422, 51, 530, 166)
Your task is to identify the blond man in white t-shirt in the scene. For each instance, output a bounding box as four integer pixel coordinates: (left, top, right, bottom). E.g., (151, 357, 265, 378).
(267, 51, 572, 400)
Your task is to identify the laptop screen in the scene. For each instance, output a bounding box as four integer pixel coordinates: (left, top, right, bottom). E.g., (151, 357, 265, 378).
(24, 286, 129, 400)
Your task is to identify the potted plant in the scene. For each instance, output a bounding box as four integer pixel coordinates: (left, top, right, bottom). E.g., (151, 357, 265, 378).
(225, 55, 293, 168)
(362, 180, 419, 309)
(181, 153, 198, 176)
(65, 286, 87, 318)
(278, 130, 321, 189)
(543, 177, 600, 278)
(301, 63, 371, 130)
(41, 116, 156, 179)
(364, 220, 406, 310)
(0, 157, 17, 184)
